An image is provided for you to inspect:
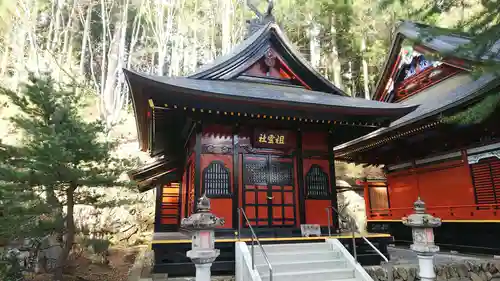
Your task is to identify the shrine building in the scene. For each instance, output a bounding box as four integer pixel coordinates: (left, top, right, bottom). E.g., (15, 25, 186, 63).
(334, 21, 500, 254)
(124, 14, 417, 276)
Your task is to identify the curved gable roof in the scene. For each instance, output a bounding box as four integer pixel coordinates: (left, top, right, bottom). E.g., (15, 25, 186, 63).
(372, 21, 500, 101)
(372, 21, 476, 101)
(189, 22, 347, 96)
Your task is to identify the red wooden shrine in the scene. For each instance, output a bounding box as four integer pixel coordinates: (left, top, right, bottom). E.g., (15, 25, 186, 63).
(125, 19, 414, 238)
(177, 125, 336, 230)
(156, 125, 345, 231)
(123, 11, 420, 276)
(335, 21, 500, 254)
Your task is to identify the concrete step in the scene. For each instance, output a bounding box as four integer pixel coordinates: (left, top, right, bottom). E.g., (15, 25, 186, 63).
(258, 242, 332, 253)
(256, 259, 349, 274)
(259, 268, 356, 281)
(253, 250, 343, 263)
(323, 279, 357, 281)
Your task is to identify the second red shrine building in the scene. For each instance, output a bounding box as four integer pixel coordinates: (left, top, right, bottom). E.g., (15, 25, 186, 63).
(335, 21, 500, 253)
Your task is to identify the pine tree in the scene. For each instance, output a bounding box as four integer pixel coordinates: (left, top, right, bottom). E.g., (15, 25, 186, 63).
(0, 73, 134, 280)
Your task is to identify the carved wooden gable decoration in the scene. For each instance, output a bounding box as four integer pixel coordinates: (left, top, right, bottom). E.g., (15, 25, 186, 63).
(379, 45, 465, 103)
(188, 22, 344, 95)
(239, 47, 310, 88)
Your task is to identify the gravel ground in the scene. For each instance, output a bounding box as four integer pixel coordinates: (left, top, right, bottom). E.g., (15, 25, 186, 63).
(152, 276, 234, 281)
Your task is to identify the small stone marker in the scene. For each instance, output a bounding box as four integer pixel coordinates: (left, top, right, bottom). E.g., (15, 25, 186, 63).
(300, 224, 321, 237)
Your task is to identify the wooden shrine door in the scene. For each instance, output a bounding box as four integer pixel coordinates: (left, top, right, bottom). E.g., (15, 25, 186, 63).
(242, 155, 296, 227)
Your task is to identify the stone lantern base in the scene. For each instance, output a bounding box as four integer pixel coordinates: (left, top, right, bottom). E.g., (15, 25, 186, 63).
(416, 253, 436, 281)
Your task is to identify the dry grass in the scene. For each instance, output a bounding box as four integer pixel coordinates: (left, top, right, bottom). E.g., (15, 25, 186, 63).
(26, 246, 139, 281)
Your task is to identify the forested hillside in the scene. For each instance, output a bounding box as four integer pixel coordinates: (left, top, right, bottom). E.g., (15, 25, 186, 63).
(0, 0, 498, 280)
(0, 0, 489, 111)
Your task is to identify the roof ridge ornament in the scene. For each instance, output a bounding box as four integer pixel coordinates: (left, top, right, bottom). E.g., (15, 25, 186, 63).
(245, 0, 275, 38)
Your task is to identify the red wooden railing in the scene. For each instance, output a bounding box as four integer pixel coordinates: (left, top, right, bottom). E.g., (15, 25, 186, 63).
(368, 203, 500, 220)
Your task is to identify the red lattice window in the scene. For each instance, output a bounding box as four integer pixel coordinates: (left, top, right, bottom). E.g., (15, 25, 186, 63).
(159, 183, 180, 225)
(470, 157, 500, 209)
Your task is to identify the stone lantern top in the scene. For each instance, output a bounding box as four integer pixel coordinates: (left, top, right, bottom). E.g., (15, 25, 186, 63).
(181, 194, 225, 231)
(413, 197, 426, 214)
(402, 197, 441, 228)
(197, 194, 211, 213)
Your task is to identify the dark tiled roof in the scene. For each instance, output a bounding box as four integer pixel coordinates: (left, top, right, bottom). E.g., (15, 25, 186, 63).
(126, 69, 416, 118)
(124, 18, 393, 153)
(334, 73, 499, 153)
(397, 21, 471, 54)
(372, 21, 500, 101)
(398, 21, 500, 62)
(128, 158, 180, 192)
(334, 21, 500, 155)
(188, 25, 266, 78)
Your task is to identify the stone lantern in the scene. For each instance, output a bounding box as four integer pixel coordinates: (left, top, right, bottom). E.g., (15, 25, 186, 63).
(181, 194, 225, 281)
(402, 197, 441, 281)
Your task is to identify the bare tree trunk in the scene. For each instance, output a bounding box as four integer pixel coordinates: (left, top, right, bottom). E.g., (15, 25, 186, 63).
(86, 25, 100, 92)
(100, 0, 107, 96)
(11, 0, 42, 75)
(67, 32, 74, 69)
(329, 15, 342, 89)
(0, 30, 11, 76)
(346, 61, 353, 96)
(145, 0, 175, 75)
(169, 32, 182, 76)
(190, 17, 198, 72)
(61, 1, 76, 63)
(220, 0, 231, 55)
(210, 9, 216, 61)
(202, 10, 213, 64)
(308, 15, 320, 70)
(361, 36, 370, 100)
(46, 0, 56, 50)
(13, 22, 27, 89)
(127, 0, 145, 69)
(169, 0, 186, 76)
(54, 185, 76, 281)
(155, 0, 166, 75)
(50, 0, 64, 52)
(56, 0, 76, 78)
(112, 0, 130, 122)
(183, 38, 190, 74)
(22, 0, 39, 67)
(183, 0, 198, 73)
(79, 5, 93, 75)
(100, 0, 129, 128)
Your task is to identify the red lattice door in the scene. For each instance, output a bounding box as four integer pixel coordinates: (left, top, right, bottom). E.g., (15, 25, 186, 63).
(242, 155, 296, 227)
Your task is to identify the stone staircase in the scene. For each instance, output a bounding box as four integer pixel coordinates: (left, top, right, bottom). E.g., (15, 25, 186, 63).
(248, 241, 371, 281)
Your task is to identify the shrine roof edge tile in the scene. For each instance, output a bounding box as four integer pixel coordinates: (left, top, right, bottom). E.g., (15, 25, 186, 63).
(125, 69, 416, 114)
(334, 73, 499, 155)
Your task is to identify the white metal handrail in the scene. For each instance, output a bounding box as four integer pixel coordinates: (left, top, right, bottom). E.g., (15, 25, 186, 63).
(326, 206, 390, 263)
(238, 208, 273, 281)
(326, 206, 357, 260)
(361, 236, 389, 263)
